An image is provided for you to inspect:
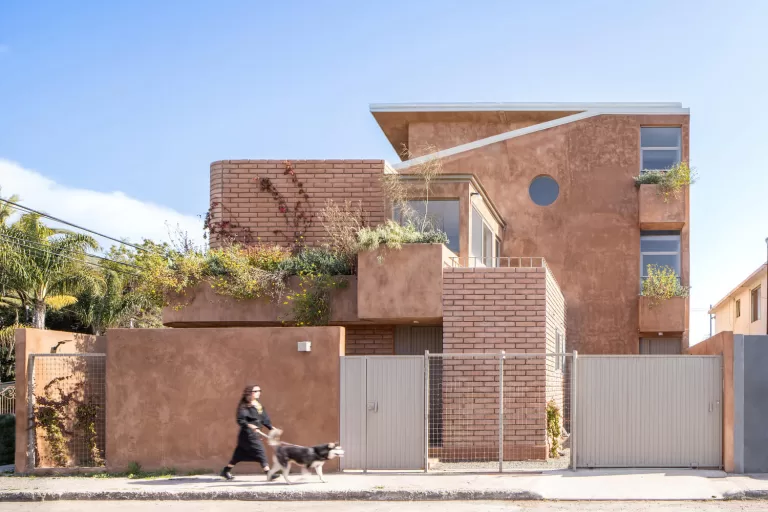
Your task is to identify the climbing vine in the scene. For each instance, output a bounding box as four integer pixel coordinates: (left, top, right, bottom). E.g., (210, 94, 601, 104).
(258, 160, 313, 251)
(203, 202, 254, 244)
(75, 402, 104, 467)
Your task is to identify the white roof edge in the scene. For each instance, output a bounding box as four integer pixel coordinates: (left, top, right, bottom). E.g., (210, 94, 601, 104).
(709, 264, 768, 313)
(371, 102, 686, 113)
(393, 107, 688, 170)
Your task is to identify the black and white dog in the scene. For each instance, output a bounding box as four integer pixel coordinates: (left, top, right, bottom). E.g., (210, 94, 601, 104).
(267, 431, 344, 484)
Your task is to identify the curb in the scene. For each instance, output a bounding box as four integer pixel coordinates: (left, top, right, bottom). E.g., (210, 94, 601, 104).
(0, 489, 543, 502)
(724, 490, 768, 501)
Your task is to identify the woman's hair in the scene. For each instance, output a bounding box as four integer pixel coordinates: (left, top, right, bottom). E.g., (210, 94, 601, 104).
(238, 384, 259, 409)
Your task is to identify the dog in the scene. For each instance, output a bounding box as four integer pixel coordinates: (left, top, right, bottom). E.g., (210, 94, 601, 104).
(266, 432, 344, 484)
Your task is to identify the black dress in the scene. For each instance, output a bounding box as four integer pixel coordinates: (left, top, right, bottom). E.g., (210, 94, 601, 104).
(229, 403, 273, 466)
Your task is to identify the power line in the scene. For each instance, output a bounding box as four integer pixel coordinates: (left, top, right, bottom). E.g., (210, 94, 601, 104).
(0, 232, 141, 269)
(0, 234, 139, 277)
(0, 198, 156, 254)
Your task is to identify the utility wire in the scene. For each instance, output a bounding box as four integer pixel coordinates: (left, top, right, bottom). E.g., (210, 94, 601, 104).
(0, 232, 141, 269)
(0, 197, 156, 254)
(0, 234, 139, 277)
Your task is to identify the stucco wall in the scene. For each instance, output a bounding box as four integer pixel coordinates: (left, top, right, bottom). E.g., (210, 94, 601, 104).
(14, 329, 105, 473)
(210, 160, 387, 248)
(426, 114, 690, 354)
(688, 331, 734, 472)
(712, 271, 767, 336)
(106, 327, 344, 473)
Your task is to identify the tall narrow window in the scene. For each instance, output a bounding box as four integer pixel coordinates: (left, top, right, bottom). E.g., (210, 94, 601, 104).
(641, 127, 681, 171)
(736, 299, 741, 318)
(471, 207, 483, 265)
(640, 231, 681, 288)
(752, 286, 761, 323)
(394, 199, 459, 254)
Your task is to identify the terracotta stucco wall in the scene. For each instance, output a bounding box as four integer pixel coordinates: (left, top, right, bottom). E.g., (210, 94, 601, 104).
(210, 160, 387, 248)
(345, 326, 394, 355)
(713, 272, 767, 336)
(428, 114, 690, 354)
(688, 331, 734, 472)
(14, 329, 105, 474)
(106, 327, 344, 473)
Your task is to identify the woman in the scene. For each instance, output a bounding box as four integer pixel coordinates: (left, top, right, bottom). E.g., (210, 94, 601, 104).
(220, 384, 279, 480)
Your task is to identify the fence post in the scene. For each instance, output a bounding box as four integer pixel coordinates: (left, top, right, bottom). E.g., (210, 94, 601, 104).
(570, 350, 578, 471)
(424, 350, 429, 473)
(27, 355, 36, 472)
(499, 350, 505, 472)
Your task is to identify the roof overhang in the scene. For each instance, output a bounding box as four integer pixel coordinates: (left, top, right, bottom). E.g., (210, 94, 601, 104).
(709, 263, 768, 313)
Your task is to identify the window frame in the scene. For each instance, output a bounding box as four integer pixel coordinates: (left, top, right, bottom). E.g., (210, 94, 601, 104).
(393, 198, 460, 254)
(736, 299, 741, 318)
(471, 205, 500, 267)
(640, 126, 682, 173)
(752, 286, 762, 323)
(640, 231, 682, 289)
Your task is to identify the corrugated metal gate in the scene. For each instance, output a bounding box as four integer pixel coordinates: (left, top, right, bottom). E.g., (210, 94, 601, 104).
(340, 356, 425, 470)
(574, 355, 722, 468)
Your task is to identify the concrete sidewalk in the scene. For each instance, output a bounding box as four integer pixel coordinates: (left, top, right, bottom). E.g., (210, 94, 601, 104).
(1, 470, 768, 502)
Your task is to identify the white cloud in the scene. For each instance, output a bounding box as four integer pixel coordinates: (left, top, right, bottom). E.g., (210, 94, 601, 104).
(0, 158, 205, 251)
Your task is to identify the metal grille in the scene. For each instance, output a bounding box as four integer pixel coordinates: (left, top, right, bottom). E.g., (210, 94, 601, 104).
(426, 352, 573, 472)
(28, 354, 106, 468)
(0, 382, 15, 415)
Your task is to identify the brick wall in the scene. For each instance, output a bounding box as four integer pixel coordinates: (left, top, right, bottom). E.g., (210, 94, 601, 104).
(438, 266, 564, 461)
(209, 160, 388, 248)
(345, 325, 394, 355)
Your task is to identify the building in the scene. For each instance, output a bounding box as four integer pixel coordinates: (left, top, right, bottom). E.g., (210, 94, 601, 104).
(710, 264, 767, 336)
(167, 101, 691, 356)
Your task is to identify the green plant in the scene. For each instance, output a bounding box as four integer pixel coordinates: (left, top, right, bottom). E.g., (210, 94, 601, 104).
(206, 245, 287, 301)
(0, 414, 14, 465)
(641, 264, 690, 308)
(74, 402, 104, 467)
(33, 376, 81, 468)
(357, 220, 449, 251)
(320, 199, 369, 273)
(546, 400, 562, 459)
(284, 272, 348, 326)
(278, 248, 354, 276)
(634, 162, 697, 202)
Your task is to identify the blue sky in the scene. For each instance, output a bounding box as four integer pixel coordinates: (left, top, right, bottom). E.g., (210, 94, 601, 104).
(1, 0, 767, 342)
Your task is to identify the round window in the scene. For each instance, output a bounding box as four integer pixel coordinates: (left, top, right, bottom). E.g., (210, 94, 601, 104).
(528, 175, 559, 206)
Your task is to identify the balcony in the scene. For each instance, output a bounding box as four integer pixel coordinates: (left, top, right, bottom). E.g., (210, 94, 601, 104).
(638, 296, 687, 333)
(356, 243, 453, 323)
(163, 276, 359, 327)
(638, 184, 687, 230)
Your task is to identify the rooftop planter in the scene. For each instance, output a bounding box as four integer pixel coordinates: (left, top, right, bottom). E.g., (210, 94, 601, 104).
(638, 296, 687, 333)
(357, 243, 453, 323)
(162, 276, 358, 327)
(638, 184, 687, 230)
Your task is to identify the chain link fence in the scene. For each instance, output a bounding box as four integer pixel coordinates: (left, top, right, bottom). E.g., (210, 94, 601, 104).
(426, 352, 572, 472)
(28, 354, 106, 468)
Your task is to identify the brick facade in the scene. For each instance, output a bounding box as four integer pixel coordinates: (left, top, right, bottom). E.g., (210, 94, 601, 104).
(439, 265, 566, 461)
(345, 325, 394, 355)
(209, 160, 388, 248)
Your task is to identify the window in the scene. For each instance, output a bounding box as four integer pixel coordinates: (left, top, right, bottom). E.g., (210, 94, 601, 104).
(494, 236, 501, 260)
(555, 330, 565, 370)
(529, 175, 559, 206)
(471, 206, 498, 267)
(640, 231, 681, 287)
(394, 199, 459, 254)
(752, 286, 761, 323)
(641, 127, 681, 171)
(736, 299, 741, 318)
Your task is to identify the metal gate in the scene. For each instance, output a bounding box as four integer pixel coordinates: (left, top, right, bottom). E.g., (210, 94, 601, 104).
(574, 355, 722, 468)
(340, 356, 425, 470)
(27, 354, 106, 469)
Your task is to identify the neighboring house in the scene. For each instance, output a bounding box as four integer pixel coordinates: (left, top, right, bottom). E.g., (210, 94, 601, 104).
(166, 102, 691, 356)
(710, 264, 767, 336)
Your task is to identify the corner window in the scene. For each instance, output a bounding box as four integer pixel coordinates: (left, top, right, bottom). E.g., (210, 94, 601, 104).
(736, 299, 741, 318)
(640, 231, 681, 287)
(752, 286, 761, 323)
(471, 206, 498, 267)
(394, 199, 459, 254)
(641, 127, 681, 171)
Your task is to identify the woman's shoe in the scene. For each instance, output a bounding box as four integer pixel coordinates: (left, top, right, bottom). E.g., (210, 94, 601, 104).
(220, 467, 235, 480)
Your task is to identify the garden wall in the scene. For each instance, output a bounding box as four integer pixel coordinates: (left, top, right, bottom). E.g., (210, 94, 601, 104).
(106, 327, 344, 473)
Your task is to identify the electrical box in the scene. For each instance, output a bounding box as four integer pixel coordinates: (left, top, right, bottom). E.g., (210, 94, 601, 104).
(297, 341, 311, 352)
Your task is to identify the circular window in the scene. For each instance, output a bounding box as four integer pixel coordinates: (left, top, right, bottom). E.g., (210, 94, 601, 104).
(529, 175, 559, 206)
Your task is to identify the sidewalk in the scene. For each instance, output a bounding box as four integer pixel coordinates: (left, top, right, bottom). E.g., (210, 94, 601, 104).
(2, 470, 768, 502)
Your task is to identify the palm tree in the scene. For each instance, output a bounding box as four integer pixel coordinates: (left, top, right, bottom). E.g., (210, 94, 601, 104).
(0, 213, 99, 329)
(69, 267, 144, 335)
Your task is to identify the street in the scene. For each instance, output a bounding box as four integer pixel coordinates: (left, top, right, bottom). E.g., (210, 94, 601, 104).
(0, 502, 766, 511)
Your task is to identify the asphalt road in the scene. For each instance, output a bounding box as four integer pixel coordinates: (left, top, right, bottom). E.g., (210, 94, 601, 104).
(0, 501, 766, 511)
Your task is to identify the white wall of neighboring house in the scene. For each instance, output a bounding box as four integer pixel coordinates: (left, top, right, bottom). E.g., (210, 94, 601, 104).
(712, 265, 767, 336)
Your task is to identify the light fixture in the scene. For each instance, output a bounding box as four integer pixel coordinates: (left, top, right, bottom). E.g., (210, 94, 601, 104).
(297, 341, 311, 352)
